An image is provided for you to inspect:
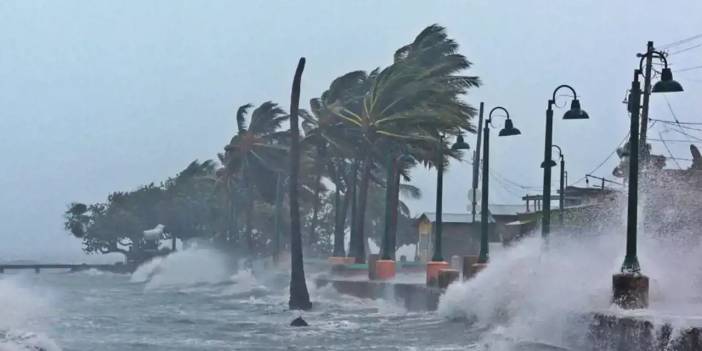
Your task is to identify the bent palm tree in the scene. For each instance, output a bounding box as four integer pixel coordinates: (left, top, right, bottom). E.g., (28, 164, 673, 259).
(222, 102, 289, 251)
(289, 57, 312, 310)
(329, 25, 481, 263)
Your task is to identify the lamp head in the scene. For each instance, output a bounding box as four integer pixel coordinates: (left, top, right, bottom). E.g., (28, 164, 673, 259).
(451, 134, 471, 150)
(498, 118, 521, 137)
(540, 160, 558, 168)
(652, 68, 684, 93)
(563, 99, 589, 119)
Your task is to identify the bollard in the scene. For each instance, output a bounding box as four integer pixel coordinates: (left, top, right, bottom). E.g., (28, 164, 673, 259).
(438, 269, 460, 289)
(462, 256, 479, 280)
(450, 255, 461, 271)
(426, 261, 449, 286)
(613, 273, 649, 309)
(374, 260, 396, 280)
(367, 254, 380, 280)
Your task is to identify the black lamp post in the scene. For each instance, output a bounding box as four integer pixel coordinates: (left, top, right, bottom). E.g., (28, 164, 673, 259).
(613, 45, 684, 309)
(431, 135, 446, 262)
(474, 106, 521, 265)
(552, 145, 565, 227)
(430, 134, 470, 263)
(541, 85, 589, 239)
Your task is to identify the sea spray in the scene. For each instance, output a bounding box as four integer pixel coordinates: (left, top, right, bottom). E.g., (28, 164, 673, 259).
(438, 233, 620, 348)
(0, 277, 61, 351)
(130, 246, 231, 290)
(438, 225, 702, 349)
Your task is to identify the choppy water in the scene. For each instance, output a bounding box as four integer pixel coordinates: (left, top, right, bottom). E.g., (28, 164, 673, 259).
(0, 250, 477, 351)
(4, 229, 702, 351)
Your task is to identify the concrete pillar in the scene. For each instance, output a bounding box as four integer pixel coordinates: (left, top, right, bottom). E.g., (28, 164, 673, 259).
(438, 269, 459, 289)
(462, 256, 478, 280)
(613, 273, 649, 309)
(450, 255, 461, 271)
(426, 261, 449, 286)
(367, 254, 380, 280)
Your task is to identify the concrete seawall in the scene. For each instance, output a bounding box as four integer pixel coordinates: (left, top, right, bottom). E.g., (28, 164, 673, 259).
(315, 277, 442, 311)
(590, 313, 702, 350)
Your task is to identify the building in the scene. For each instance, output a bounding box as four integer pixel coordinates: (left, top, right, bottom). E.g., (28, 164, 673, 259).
(415, 211, 499, 262)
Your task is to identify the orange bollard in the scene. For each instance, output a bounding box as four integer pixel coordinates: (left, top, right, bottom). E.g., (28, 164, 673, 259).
(426, 261, 449, 286)
(374, 260, 396, 280)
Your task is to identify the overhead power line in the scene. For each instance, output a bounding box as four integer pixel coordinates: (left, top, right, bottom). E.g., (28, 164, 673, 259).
(670, 42, 702, 55)
(676, 65, 702, 73)
(660, 33, 702, 49)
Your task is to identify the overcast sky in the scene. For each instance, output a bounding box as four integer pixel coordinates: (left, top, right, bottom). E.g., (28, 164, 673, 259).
(1, 0, 701, 261)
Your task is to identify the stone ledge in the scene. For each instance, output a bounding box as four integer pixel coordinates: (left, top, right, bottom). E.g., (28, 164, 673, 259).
(315, 277, 442, 311)
(590, 313, 702, 350)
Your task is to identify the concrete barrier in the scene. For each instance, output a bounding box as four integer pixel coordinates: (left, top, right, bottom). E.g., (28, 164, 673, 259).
(315, 277, 442, 311)
(462, 256, 478, 280)
(590, 313, 702, 350)
(438, 269, 459, 289)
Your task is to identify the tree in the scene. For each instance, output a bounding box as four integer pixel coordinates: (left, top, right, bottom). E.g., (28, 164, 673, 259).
(289, 57, 312, 310)
(222, 102, 289, 251)
(328, 24, 480, 262)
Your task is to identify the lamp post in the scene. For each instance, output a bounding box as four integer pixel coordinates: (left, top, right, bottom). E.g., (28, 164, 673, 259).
(474, 106, 521, 269)
(552, 145, 565, 227)
(541, 85, 589, 239)
(613, 44, 684, 310)
(426, 134, 469, 286)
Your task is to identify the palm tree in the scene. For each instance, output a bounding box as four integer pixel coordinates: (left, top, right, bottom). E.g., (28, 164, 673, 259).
(222, 102, 289, 252)
(303, 71, 371, 256)
(329, 25, 480, 263)
(289, 57, 312, 311)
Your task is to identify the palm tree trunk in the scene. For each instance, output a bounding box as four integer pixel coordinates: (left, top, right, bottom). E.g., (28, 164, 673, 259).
(348, 160, 360, 261)
(288, 57, 312, 311)
(353, 150, 372, 264)
(332, 184, 346, 256)
(307, 165, 323, 251)
(389, 165, 401, 260)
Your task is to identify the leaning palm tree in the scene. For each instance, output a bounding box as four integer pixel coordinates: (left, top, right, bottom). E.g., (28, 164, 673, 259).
(330, 24, 481, 263)
(222, 101, 289, 251)
(289, 57, 312, 311)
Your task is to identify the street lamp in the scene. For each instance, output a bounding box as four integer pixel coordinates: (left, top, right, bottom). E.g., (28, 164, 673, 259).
(541, 85, 589, 239)
(639, 41, 684, 153)
(552, 145, 565, 227)
(474, 106, 520, 268)
(426, 134, 469, 286)
(613, 45, 685, 310)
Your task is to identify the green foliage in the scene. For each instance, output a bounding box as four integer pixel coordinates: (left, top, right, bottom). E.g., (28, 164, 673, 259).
(64, 24, 479, 260)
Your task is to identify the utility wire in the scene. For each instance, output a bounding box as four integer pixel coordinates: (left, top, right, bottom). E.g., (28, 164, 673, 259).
(676, 65, 702, 73)
(572, 132, 630, 186)
(658, 131, 682, 169)
(660, 34, 702, 49)
(670, 42, 702, 55)
(650, 118, 702, 126)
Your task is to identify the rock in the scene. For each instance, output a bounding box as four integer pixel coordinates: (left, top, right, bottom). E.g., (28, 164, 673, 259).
(290, 316, 308, 327)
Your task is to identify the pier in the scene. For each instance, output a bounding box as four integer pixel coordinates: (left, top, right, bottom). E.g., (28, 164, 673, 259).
(0, 263, 132, 274)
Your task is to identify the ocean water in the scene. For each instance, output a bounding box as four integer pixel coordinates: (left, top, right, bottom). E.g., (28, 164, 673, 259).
(0, 248, 477, 351)
(4, 229, 702, 351)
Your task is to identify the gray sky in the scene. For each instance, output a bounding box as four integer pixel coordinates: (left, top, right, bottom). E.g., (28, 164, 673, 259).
(1, 0, 701, 261)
